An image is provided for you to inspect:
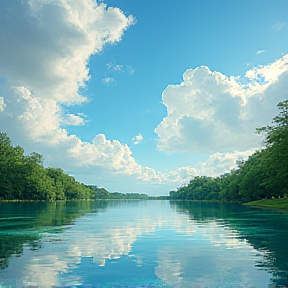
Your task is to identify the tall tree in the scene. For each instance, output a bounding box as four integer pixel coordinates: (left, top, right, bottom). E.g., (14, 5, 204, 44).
(256, 100, 288, 196)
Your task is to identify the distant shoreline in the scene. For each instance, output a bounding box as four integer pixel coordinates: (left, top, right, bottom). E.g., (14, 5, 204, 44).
(2, 198, 288, 210)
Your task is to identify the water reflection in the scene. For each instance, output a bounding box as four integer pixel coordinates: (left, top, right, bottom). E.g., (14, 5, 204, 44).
(0, 201, 108, 270)
(171, 201, 288, 287)
(0, 200, 287, 287)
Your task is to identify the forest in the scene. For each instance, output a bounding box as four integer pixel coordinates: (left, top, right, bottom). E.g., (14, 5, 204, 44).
(0, 135, 148, 201)
(170, 101, 288, 202)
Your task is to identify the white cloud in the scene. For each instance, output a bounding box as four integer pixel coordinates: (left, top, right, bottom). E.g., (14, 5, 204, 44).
(137, 166, 198, 184)
(256, 50, 265, 55)
(162, 167, 199, 183)
(0, 97, 5, 112)
(61, 114, 85, 126)
(0, 83, 204, 189)
(102, 77, 115, 84)
(0, 0, 134, 104)
(200, 150, 255, 177)
(138, 150, 255, 186)
(0, 86, 64, 145)
(132, 133, 143, 145)
(107, 62, 123, 72)
(0, 0, 287, 193)
(272, 22, 286, 31)
(155, 54, 288, 154)
(0, 0, 193, 191)
(0, 0, 146, 180)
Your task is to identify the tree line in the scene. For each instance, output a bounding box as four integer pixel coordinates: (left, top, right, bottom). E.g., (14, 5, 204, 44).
(169, 101, 288, 203)
(1, 101, 287, 202)
(0, 134, 149, 201)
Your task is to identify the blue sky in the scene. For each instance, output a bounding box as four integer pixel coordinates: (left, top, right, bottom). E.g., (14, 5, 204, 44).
(0, 0, 288, 195)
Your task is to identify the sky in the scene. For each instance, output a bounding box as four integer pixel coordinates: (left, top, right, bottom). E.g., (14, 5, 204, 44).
(0, 0, 288, 196)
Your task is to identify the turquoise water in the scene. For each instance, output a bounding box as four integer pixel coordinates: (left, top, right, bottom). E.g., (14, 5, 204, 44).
(0, 200, 288, 287)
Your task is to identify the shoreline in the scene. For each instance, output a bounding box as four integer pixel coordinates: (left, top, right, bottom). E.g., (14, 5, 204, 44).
(1, 198, 288, 211)
(243, 198, 288, 210)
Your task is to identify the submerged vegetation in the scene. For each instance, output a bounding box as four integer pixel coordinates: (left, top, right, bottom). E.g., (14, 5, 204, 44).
(170, 101, 288, 205)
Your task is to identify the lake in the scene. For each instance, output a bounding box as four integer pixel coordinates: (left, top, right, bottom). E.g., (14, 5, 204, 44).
(0, 200, 288, 288)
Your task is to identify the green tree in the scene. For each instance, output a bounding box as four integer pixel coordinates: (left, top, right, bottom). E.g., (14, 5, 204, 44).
(0, 133, 26, 199)
(256, 100, 288, 196)
(237, 151, 269, 201)
(0, 132, 103, 201)
(46, 168, 66, 200)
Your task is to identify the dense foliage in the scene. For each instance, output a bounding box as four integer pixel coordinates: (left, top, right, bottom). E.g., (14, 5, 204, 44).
(0, 135, 149, 201)
(170, 101, 288, 202)
(0, 134, 102, 201)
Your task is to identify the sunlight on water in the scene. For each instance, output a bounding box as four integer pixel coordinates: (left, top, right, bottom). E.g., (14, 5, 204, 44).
(0, 200, 288, 288)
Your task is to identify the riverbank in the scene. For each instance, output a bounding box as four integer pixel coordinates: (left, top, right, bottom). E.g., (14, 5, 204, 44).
(244, 198, 288, 210)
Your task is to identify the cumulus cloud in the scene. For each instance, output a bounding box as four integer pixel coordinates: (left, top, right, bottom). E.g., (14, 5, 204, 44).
(155, 54, 288, 154)
(137, 166, 199, 184)
(162, 167, 199, 182)
(0, 86, 64, 146)
(0, 0, 134, 104)
(1, 0, 193, 190)
(0, 0, 145, 179)
(200, 150, 255, 177)
(1, 0, 287, 192)
(132, 133, 143, 145)
(0, 83, 196, 187)
(61, 114, 86, 126)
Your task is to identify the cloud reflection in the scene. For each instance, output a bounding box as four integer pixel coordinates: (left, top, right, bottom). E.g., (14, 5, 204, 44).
(155, 221, 271, 287)
(0, 201, 273, 287)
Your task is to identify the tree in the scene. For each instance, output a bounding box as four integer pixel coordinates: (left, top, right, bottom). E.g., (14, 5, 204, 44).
(256, 100, 288, 196)
(0, 132, 102, 201)
(0, 133, 25, 199)
(238, 151, 270, 201)
(46, 168, 66, 200)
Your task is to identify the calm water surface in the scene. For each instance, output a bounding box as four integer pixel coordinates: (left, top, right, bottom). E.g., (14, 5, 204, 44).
(0, 200, 288, 288)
